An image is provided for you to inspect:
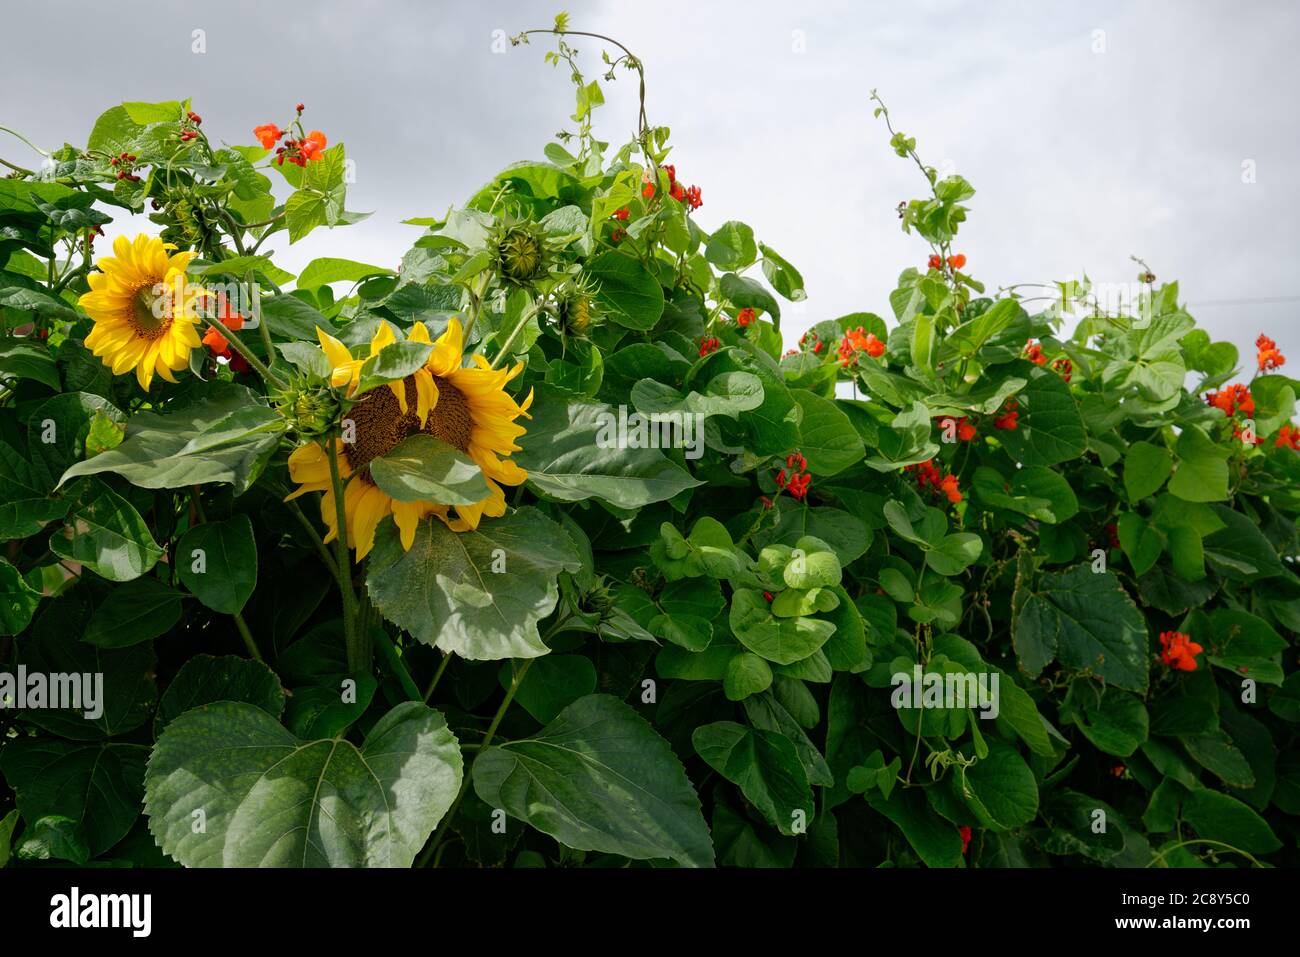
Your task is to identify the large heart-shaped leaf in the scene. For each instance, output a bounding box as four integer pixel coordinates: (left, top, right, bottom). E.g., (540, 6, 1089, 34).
(997, 367, 1086, 466)
(472, 694, 714, 867)
(14, 596, 157, 740)
(49, 483, 162, 582)
(514, 385, 700, 509)
(0, 441, 69, 540)
(153, 654, 285, 737)
(59, 384, 284, 493)
(584, 251, 664, 329)
(366, 507, 581, 660)
(0, 738, 147, 858)
(145, 700, 462, 867)
(177, 515, 258, 614)
(1014, 565, 1149, 692)
(693, 720, 814, 835)
(369, 434, 489, 506)
(730, 589, 836, 665)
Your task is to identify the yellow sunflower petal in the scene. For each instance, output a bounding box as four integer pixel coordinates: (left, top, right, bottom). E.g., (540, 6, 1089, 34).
(368, 321, 396, 356)
(426, 318, 464, 376)
(388, 380, 409, 414)
(391, 499, 424, 551)
(288, 441, 331, 486)
(317, 326, 355, 370)
(319, 486, 339, 543)
(414, 369, 438, 426)
(351, 484, 391, 561)
(134, 354, 154, 391)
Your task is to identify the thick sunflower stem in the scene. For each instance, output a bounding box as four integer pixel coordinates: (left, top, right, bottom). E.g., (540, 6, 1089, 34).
(419, 657, 535, 867)
(326, 439, 370, 673)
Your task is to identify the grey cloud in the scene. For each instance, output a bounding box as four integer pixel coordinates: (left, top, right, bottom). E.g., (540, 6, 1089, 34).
(2, 0, 1294, 365)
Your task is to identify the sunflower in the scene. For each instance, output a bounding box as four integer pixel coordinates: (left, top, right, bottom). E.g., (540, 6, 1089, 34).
(287, 318, 533, 559)
(77, 233, 205, 390)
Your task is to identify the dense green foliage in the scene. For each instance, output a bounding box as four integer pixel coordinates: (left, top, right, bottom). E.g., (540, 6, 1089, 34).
(0, 19, 1296, 868)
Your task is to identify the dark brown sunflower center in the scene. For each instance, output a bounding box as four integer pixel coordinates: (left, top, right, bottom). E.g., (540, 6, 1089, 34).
(129, 282, 171, 339)
(343, 374, 473, 479)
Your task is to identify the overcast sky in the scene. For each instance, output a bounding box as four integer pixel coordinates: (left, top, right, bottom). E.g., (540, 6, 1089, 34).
(3, 0, 1296, 365)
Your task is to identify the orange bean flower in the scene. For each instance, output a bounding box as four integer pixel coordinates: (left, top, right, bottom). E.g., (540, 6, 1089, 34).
(1257, 333, 1286, 372)
(838, 327, 886, 367)
(254, 123, 283, 149)
(298, 129, 327, 161)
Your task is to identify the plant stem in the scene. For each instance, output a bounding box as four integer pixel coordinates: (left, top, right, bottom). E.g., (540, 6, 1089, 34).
(423, 652, 452, 702)
(281, 496, 341, 580)
(0, 125, 49, 158)
(249, 270, 278, 366)
(488, 299, 539, 370)
(326, 440, 368, 672)
(201, 315, 286, 390)
(232, 613, 263, 662)
(459, 272, 491, 342)
(515, 30, 649, 138)
(419, 658, 535, 866)
(373, 628, 421, 702)
(1146, 839, 1262, 869)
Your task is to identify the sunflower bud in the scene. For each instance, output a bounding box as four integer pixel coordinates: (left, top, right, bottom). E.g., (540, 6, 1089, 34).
(564, 295, 592, 335)
(549, 274, 602, 341)
(491, 220, 550, 285)
(580, 580, 615, 619)
(153, 197, 209, 249)
(274, 378, 340, 439)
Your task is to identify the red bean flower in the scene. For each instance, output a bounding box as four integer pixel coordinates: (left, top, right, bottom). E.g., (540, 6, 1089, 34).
(1205, 384, 1254, 417)
(1275, 424, 1300, 450)
(993, 398, 1019, 430)
(1023, 339, 1048, 366)
(1159, 631, 1202, 672)
(906, 460, 962, 504)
